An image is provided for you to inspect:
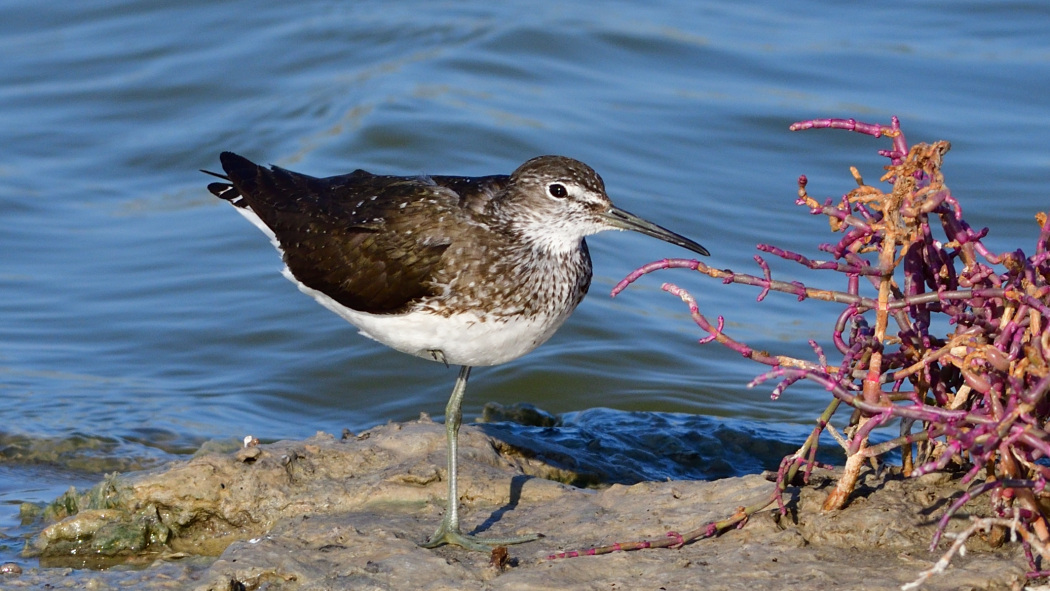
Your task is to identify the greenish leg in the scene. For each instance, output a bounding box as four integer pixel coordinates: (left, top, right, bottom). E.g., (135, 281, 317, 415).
(422, 365, 540, 551)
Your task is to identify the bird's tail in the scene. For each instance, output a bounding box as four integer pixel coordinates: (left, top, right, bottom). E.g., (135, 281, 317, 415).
(201, 151, 264, 207)
(201, 168, 242, 203)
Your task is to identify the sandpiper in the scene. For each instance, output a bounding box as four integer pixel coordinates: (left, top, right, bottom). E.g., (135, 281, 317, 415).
(204, 152, 709, 551)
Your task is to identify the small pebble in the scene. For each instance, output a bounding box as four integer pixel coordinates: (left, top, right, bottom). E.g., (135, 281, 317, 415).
(236, 445, 262, 463)
(0, 562, 22, 575)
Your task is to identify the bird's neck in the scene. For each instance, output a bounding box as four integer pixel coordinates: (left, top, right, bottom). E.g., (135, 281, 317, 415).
(501, 236, 593, 316)
(494, 204, 591, 257)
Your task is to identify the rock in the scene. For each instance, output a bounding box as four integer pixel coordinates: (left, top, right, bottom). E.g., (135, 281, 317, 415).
(16, 416, 1028, 590)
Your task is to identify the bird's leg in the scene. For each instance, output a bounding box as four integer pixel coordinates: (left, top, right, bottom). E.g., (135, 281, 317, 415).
(422, 365, 539, 551)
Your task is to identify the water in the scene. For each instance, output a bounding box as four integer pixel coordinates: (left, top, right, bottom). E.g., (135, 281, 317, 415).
(2, 0, 1049, 569)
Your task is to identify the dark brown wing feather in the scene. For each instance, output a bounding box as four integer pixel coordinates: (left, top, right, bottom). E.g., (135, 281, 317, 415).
(208, 151, 476, 315)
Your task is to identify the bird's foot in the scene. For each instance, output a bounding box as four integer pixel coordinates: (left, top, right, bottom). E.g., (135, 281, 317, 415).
(421, 521, 540, 551)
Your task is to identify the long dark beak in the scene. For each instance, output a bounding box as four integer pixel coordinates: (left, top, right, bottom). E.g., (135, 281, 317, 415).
(601, 206, 710, 257)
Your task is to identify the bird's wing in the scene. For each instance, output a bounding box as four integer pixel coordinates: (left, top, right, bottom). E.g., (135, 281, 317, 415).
(427, 174, 511, 213)
(207, 152, 461, 315)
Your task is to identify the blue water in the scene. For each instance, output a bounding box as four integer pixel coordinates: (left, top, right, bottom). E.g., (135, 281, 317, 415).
(2, 0, 1049, 568)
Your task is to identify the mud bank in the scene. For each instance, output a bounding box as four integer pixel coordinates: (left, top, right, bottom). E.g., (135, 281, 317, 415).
(5, 417, 1029, 590)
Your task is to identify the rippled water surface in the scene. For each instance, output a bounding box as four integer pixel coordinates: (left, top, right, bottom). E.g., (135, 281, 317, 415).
(2, 0, 1049, 568)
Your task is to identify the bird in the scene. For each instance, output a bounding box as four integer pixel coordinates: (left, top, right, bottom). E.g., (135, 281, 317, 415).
(203, 152, 709, 551)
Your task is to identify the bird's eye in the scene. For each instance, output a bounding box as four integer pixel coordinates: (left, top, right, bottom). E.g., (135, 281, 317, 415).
(548, 183, 568, 198)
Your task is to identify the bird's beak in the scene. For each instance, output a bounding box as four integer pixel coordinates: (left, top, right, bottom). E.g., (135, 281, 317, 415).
(601, 206, 710, 257)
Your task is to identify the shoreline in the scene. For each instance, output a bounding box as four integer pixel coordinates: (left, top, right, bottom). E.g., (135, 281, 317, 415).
(7, 417, 1026, 590)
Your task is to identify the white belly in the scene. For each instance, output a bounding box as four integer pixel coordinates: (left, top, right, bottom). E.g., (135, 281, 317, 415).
(291, 270, 572, 367)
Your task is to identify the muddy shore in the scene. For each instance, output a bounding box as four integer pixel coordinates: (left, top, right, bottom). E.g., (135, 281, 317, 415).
(4, 417, 1029, 590)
